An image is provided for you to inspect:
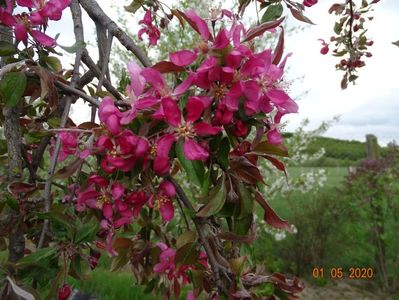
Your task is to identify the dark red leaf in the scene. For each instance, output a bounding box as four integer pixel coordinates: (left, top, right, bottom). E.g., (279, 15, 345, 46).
(252, 141, 289, 157)
(255, 191, 291, 231)
(152, 61, 185, 73)
(243, 17, 285, 42)
(8, 182, 37, 196)
(262, 155, 287, 176)
(272, 27, 285, 65)
(229, 157, 264, 184)
(78, 122, 100, 130)
(53, 158, 83, 179)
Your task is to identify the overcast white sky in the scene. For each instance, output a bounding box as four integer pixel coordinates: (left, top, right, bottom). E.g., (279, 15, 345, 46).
(48, 0, 399, 145)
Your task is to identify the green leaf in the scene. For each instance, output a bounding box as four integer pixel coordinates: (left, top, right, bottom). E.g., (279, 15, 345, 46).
(18, 248, 57, 267)
(197, 174, 226, 218)
(42, 56, 62, 72)
(0, 71, 27, 107)
(237, 182, 254, 219)
(218, 137, 230, 169)
(74, 220, 99, 244)
(0, 41, 18, 56)
(176, 230, 197, 248)
(176, 140, 205, 187)
(261, 3, 284, 23)
(124, 0, 143, 13)
(175, 242, 199, 267)
(58, 40, 86, 54)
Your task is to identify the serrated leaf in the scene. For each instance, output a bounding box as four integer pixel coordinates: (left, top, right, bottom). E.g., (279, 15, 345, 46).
(0, 41, 18, 56)
(261, 3, 284, 23)
(0, 71, 27, 107)
(175, 242, 199, 267)
(176, 140, 205, 188)
(197, 174, 226, 217)
(74, 220, 99, 244)
(18, 248, 57, 266)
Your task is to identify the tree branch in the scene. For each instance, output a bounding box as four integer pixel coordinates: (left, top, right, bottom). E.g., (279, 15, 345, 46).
(38, 0, 85, 248)
(167, 176, 231, 296)
(78, 0, 151, 67)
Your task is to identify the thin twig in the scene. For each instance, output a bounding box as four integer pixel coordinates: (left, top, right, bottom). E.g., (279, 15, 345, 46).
(168, 177, 231, 296)
(78, 0, 151, 67)
(38, 0, 85, 248)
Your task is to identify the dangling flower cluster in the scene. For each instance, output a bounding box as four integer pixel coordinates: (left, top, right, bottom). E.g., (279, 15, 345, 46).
(0, 0, 71, 46)
(138, 10, 161, 46)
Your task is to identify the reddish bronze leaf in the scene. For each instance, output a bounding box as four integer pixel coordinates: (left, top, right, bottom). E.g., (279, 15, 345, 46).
(289, 7, 315, 25)
(229, 156, 264, 184)
(8, 182, 37, 196)
(243, 17, 285, 42)
(53, 158, 83, 179)
(255, 191, 291, 231)
(272, 27, 285, 65)
(152, 61, 185, 73)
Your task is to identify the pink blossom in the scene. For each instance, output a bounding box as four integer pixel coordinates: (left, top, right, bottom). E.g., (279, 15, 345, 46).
(138, 10, 160, 46)
(160, 97, 221, 161)
(149, 181, 176, 222)
(95, 130, 149, 173)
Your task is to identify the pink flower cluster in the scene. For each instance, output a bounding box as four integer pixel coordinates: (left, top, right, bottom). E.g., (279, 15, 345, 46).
(75, 175, 176, 255)
(0, 0, 70, 46)
(154, 243, 208, 299)
(67, 8, 298, 256)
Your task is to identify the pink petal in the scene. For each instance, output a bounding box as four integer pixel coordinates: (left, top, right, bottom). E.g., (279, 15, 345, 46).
(16, 0, 35, 7)
(105, 114, 121, 135)
(186, 291, 196, 300)
(224, 82, 242, 111)
(111, 183, 125, 200)
(160, 181, 176, 198)
(183, 138, 208, 161)
(156, 133, 176, 157)
(266, 89, 290, 105)
(185, 10, 210, 41)
(241, 57, 265, 77)
(213, 28, 230, 49)
(127, 61, 145, 97)
(189, 96, 212, 108)
(185, 98, 204, 123)
(162, 98, 182, 127)
(173, 73, 195, 96)
(14, 24, 28, 44)
(267, 128, 282, 145)
(170, 50, 197, 67)
(102, 203, 113, 219)
(194, 122, 222, 136)
(141, 68, 166, 92)
(160, 199, 174, 222)
(154, 156, 170, 176)
(156, 242, 169, 251)
(30, 30, 56, 47)
(226, 50, 243, 69)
